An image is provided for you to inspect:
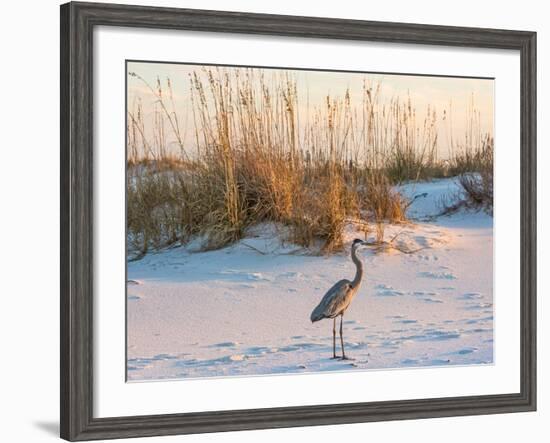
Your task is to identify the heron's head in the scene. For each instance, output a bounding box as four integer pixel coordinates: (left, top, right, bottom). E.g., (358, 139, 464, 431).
(351, 238, 368, 249)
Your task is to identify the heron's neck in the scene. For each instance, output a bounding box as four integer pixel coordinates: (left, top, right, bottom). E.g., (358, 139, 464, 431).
(350, 246, 364, 288)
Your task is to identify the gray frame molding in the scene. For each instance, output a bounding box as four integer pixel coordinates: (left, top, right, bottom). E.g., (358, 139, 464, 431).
(60, 2, 536, 441)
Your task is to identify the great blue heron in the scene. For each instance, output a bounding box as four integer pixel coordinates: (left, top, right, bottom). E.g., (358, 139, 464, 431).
(310, 238, 368, 360)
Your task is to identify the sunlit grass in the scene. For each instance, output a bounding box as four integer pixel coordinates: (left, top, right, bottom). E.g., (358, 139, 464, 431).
(127, 67, 493, 258)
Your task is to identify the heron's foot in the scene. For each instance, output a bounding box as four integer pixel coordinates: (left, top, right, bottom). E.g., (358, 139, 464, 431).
(330, 355, 341, 360)
(340, 355, 354, 361)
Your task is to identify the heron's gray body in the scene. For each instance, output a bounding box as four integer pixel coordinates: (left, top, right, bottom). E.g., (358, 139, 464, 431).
(310, 279, 359, 322)
(310, 239, 366, 359)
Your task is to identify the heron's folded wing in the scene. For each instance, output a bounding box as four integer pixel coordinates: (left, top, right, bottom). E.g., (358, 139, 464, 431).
(311, 279, 351, 320)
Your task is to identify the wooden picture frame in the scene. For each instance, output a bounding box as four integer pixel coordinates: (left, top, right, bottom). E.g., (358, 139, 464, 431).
(60, 1, 536, 440)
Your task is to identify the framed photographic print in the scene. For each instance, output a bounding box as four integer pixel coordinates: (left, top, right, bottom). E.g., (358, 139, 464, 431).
(60, 1, 536, 441)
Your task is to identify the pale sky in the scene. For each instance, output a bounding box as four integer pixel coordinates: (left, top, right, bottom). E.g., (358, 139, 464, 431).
(127, 61, 494, 159)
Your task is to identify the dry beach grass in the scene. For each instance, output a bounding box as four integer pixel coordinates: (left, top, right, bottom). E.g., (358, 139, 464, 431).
(127, 67, 493, 258)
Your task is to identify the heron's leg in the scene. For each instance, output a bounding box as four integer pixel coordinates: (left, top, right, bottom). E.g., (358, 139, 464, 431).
(339, 314, 347, 359)
(339, 314, 353, 360)
(330, 317, 338, 359)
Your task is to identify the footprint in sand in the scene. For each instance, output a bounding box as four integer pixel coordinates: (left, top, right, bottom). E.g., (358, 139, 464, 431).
(464, 302, 493, 311)
(396, 319, 418, 324)
(278, 271, 304, 280)
(421, 297, 443, 304)
(409, 330, 460, 342)
(375, 285, 405, 297)
(212, 341, 239, 348)
(418, 271, 457, 280)
(448, 347, 478, 356)
(458, 292, 483, 300)
(238, 283, 256, 289)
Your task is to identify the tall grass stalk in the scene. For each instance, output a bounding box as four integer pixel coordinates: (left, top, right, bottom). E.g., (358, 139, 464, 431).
(127, 67, 493, 257)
